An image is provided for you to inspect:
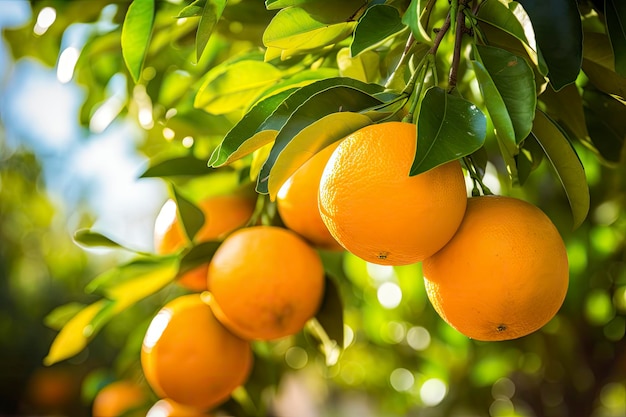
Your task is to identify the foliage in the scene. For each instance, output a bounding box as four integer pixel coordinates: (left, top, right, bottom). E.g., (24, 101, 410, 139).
(2, 0, 626, 416)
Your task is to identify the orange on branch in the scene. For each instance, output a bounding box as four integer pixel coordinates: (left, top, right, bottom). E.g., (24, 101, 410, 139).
(423, 195, 569, 341)
(276, 143, 343, 251)
(208, 226, 325, 341)
(92, 380, 147, 417)
(141, 294, 252, 410)
(318, 122, 467, 265)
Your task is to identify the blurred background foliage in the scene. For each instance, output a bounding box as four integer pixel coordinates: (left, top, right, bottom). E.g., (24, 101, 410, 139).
(1, 1, 626, 416)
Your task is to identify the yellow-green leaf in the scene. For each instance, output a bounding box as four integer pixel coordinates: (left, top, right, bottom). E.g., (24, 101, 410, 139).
(44, 300, 108, 366)
(195, 60, 282, 114)
(121, 0, 155, 83)
(263, 7, 354, 51)
(268, 112, 372, 198)
(337, 48, 380, 83)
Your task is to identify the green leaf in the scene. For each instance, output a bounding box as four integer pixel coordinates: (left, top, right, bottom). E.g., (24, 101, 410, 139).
(73, 229, 127, 250)
(211, 77, 384, 167)
(476, 0, 546, 74)
(605, 0, 626, 77)
(583, 32, 626, 99)
(532, 110, 589, 229)
(351, 4, 407, 57)
(583, 88, 626, 164)
(178, 0, 205, 18)
(44, 302, 88, 331)
(44, 300, 109, 366)
(411, 87, 487, 176)
(337, 48, 380, 83)
(85, 257, 177, 295)
(472, 45, 536, 149)
(515, 132, 544, 185)
(196, 0, 227, 62)
(121, 0, 155, 83)
(101, 257, 179, 311)
(309, 276, 344, 366)
(257, 85, 384, 194)
(172, 187, 205, 242)
(209, 89, 295, 167)
(140, 155, 214, 178)
(401, 0, 432, 46)
(517, 0, 582, 90)
(195, 60, 282, 114)
(267, 112, 373, 199)
(263, 7, 355, 52)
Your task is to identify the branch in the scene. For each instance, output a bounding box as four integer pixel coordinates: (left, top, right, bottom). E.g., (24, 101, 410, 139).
(448, 1, 473, 92)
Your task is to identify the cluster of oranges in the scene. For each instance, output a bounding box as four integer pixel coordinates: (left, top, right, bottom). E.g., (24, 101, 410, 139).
(96, 121, 569, 415)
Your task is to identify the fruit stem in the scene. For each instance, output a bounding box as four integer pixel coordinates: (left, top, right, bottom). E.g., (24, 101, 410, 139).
(463, 155, 493, 196)
(448, 0, 473, 93)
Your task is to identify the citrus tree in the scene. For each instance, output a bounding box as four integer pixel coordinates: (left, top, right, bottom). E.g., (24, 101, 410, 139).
(3, 0, 626, 416)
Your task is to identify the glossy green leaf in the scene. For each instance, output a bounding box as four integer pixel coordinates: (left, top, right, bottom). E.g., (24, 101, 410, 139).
(257, 85, 384, 194)
(337, 48, 380, 83)
(583, 88, 626, 164)
(172, 187, 205, 242)
(351, 4, 407, 57)
(401, 0, 432, 46)
(517, 0, 582, 90)
(267, 112, 372, 198)
(44, 300, 109, 365)
(263, 7, 355, 51)
(196, 0, 227, 62)
(121, 0, 155, 83)
(211, 78, 383, 168)
(140, 155, 214, 178)
(209, 89, 296, 167)
(476, 0, 546, 74)
(412, 87, 487, 176)
(265, 0, 306, 9)
(583, 32, 626, 99)
(532, 110, 589, 229)
(473, 45, 536, 151)
(606, 0, 626, 77)
(73, 229, 126, 250)
(195, 60, 282, 114)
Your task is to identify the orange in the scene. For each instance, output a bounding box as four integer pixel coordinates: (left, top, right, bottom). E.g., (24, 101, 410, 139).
(146, 398, 211, 416)
(318, 121, 467, 266)
(422, 195, 569, 341)
(276, 143, 343, 251)
(92, 380, 147, 417)
(141, 294, 252, 410)
(154, 193, 256, 291)
(25, 366, 80, 414)
(208, 226, 325, 340)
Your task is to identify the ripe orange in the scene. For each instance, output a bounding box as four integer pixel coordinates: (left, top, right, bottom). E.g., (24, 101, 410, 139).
(276, 143, 343, 251)
(141, 294, 252, 410)
(92, 380, 147, 417)
(208, 226, 325, 340)
(154, 193, 256, 291)
(146, 398, 210, 416)
(423, 195, 569, 341)
(318, 121, 467, 266)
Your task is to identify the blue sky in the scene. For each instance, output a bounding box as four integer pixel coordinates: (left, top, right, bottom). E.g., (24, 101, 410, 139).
(0, 1, 167, 252)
